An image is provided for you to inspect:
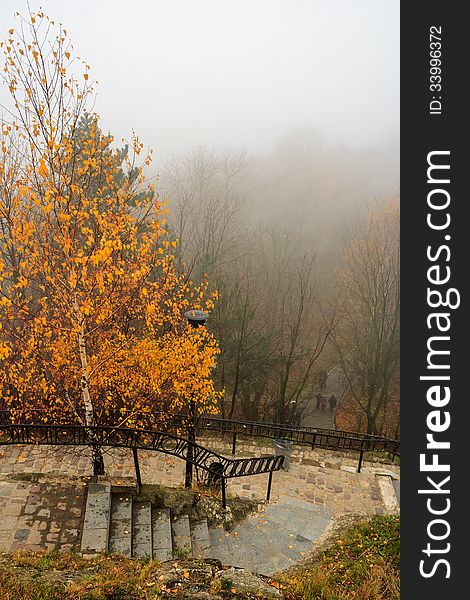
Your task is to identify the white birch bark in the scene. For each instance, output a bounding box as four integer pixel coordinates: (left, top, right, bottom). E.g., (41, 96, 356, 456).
(73, 297, 94, 427)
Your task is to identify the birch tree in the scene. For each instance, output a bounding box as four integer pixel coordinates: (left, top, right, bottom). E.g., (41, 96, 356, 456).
(0, 10, 221, 472)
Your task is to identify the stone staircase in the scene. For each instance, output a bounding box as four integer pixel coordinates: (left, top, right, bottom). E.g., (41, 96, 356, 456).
(80, 482, 211, 561)
(80, 482, 333, 575)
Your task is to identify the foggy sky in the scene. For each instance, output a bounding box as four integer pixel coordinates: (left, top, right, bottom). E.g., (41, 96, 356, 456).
(0, 0, 399, 166)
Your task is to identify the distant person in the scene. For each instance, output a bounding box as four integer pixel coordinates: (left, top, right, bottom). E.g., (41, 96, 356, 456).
(329, 394, 337, 413)
(320, 394, 327, 410)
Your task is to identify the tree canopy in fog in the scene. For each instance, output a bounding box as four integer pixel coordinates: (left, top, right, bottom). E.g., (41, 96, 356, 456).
(0, 2, 399, 436)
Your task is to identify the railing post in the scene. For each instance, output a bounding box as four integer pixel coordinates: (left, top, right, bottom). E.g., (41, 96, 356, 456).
(266, 470, 273, 503)
(185, 444, 193, 488)
(232, 431, 237, 455)
(221, 476, 226, 509)
(92, 445, 105, 476)
(185, 398, 196, 488)
(357, 443, 365, 473)
(133, 448, 142, 492)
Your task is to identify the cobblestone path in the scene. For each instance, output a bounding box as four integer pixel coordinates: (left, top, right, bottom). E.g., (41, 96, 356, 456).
(0, 442, 399, 553)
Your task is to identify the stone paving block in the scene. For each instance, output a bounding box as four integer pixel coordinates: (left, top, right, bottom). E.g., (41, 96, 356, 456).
(132, 501, 152, 558)
(152, 508, 172, 561)
(171, 514, 192, 556)
(0, 485, 12, 498)
(108, 494, 132, 557)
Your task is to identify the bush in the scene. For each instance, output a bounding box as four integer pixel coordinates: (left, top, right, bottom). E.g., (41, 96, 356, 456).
(279, 515, 400, 600)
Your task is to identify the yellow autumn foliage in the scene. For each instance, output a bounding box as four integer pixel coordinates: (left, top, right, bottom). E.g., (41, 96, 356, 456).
(0, 10, 221, 427)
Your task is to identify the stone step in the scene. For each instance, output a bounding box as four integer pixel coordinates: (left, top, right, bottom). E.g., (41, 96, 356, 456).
(132, 501, 152, 558)
(152, 508, 172, 562)
(231, 516, 314, 564)
(108, 477, 138, 494)
(190, 519, 210, 558)
(207, 498, 334, 576)
(208, 525, 290, 576)
(208, 527, 234, 565)
(260, 498, 332, 541)
(108, 494, 132, 557)
(80, 482, 112, 554)
(171, 514, 192, 557)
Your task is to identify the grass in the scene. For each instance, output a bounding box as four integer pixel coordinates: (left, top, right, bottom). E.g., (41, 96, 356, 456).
(278, 515, 400, 600)
(0, 552, 156, 600)
(0, 551, 251, 599)
(0, 515, 399, 599)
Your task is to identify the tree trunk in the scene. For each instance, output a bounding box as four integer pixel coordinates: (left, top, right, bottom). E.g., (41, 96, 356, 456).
(75, 299, 105, 476)
(78, 322, 94, 428)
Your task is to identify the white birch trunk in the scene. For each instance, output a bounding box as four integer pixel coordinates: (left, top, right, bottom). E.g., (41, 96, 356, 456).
(73, 297, 94, 427)
(73, 297, 104, 475)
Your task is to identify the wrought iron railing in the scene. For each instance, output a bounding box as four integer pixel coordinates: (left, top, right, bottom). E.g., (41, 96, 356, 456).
(199, 416, 398, 448)
(87, 410, 401, 456)
(0, 423, 283, 506)
(197, 416, 400, 468)
(0, 408, 400, 471)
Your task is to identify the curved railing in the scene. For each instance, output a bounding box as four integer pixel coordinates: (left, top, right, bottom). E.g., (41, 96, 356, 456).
(0, 423, 284, 506)
(98, 411, 400, 458)
(0, 423, 283, 479)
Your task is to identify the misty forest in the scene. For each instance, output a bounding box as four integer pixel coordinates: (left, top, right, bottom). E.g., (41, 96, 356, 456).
(159, 140, 399, 436)
(0, 8, 399, 440)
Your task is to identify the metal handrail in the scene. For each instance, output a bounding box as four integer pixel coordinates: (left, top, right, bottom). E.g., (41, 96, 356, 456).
(199, 416, 399, 446)
(0, 409, 400, 459)
(0, 423, 284, 506)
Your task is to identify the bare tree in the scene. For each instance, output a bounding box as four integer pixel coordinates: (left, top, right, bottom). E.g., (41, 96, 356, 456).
(159, 147, 345, 427)
(211, 243, 275, 419)
(256, 229, 338, 425)
(160, 147, 246, 277)
(332, 200, 400, 434)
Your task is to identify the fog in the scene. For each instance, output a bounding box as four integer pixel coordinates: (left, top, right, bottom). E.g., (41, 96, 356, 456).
(1, 0, 399, 244)
(1, 0, 399, 165)
(0, 1, 400, 431)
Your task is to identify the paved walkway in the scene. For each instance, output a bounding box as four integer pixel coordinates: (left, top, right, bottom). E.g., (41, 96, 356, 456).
(0, 478, 86, 553)
(0, 442, 399, 554)
(301, 366, 346, 429)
